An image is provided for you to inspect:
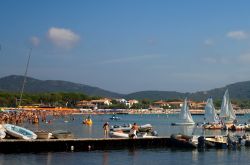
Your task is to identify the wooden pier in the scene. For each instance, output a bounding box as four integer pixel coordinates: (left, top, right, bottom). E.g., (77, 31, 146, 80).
(0, 137, 172, 153)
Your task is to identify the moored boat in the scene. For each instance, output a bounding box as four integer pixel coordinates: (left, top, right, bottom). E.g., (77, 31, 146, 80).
(35, 131, 53, 139)
(4, 124, 37, 140)
(52, 130, 74, 139)
(198, 136, 228, 149)
(171, 98, 195, 126)
(170, 134, 198, 148)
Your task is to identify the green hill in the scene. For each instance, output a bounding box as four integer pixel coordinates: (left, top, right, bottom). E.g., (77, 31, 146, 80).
(0, 75, 123, 98)
(1, 75, 250, 101)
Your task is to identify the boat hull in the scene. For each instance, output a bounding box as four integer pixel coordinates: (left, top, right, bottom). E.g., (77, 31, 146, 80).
(4, 124, 37, 140)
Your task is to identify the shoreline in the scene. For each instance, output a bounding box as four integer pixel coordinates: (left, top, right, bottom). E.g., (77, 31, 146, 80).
(1, 107, 249, 115)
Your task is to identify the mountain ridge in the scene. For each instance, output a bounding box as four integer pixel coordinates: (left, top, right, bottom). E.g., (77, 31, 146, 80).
(1, 75, 250, 100)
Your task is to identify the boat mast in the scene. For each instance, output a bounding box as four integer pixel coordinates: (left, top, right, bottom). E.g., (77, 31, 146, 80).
(18, 48, 32, 108)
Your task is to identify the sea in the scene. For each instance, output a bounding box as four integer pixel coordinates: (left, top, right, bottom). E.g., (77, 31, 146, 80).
(0, 113, 250, 165)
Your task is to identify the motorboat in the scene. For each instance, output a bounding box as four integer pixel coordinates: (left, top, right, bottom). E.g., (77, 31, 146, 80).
(110, 124, 132, 132)
(109, 130, 158, 138)
(4, 124, 37, 140)
(52, 130, 74, 139)
(138, 124, 153, 132)
(35, 131, 53, 139)
(198, 136, 228, 149)
(170, 134, 198, 148)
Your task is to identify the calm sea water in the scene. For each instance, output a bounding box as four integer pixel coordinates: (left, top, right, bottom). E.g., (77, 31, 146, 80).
(1, 114, 250, 165)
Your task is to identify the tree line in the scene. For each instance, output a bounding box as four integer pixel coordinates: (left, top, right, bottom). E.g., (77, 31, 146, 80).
(1, 91, 250, 109)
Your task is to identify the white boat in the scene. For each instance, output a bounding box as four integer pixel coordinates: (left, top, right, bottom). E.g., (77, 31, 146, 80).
(0, 124, 6, 139)
(52, 130, 74, 139)
(4, 124, 37, 140)
(220, 89, 236, 124)
(35, 131, 53, 139)
(110, 123, 152, 132)
(109, 130, 158, 138)
(110, 124, 132, 132)
(172, 98, 195, 125)
(204, 97, 220, 124)
(139, 124, 153, 132)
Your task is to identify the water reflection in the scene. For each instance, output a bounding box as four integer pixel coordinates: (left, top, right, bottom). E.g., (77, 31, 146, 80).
(102, 151, 109, 165)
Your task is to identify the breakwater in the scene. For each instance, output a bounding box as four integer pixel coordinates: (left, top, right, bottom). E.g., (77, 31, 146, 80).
(0, 137, 171, 153)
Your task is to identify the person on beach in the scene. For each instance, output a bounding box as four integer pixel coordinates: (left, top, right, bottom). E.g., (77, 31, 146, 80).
(103, 122, 110, 138)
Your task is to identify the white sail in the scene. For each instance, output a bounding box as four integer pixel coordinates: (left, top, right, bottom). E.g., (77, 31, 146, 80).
(178, 98, 195, 124)
(220, 89, 236, 122)
(204, 97, 220, 123)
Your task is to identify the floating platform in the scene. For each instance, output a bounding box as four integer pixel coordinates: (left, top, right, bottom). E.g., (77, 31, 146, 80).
(0, 137, 173, 153)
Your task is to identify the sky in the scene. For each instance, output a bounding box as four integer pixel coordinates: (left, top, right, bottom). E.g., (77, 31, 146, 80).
(1, 0, 250, 94)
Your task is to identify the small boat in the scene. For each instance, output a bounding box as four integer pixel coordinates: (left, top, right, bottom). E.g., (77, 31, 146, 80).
(202, 123, 223, 129)
(35, 131, 53, 139)
(202, 97, 223, 129)
(110, 124, 132, 132)
(0, 125, 6, 139)
(4, 124, 37, 140)
(171, 98, 195, 125)
(228, 124, 246, 131)
(110, 115, 121, 120)
(109, 130, 158, 138)
(198, 136, 228, 149)
(170, 134, 198, 148)
(52, 130, 74, 139)
(220, 89, 236, 124)
(138, 124, 153, 132)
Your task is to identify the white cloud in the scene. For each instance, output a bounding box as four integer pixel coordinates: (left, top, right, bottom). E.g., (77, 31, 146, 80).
(204, 39, 214, 46)
(47, 27, 80, 49)
(227, 30, 248, 40)
(30, 36, 40, 46)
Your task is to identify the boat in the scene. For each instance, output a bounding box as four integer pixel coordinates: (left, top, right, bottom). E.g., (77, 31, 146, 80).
(198, 135, 228, 149)
(110, 115, 121, 120)
(228, 124, 246, 131)
(52, 130, 74, 139)
(202, 97, 222, 129)
(35, 131, 53, 139)
(170, 134, 198, 148)
(110, 123, 152, 133)
(110, 124, 132, 132)
(0, 124, 6, 139)
(171, 98, 195, 125)
(138, 124, 153, 132)
(220, 89, 236, 124)
(109, 130, 158, 138)
(4, 124, 37, 140)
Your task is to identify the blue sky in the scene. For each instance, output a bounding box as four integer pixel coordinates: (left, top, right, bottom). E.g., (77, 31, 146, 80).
(1, 0, 250, 94)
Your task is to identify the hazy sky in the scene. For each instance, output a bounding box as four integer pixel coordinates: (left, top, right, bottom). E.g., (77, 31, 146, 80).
(1, 0, 250, 94)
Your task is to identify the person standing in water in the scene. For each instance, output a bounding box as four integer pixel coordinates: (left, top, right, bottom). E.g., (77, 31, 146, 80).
(103, 122, 110, 138)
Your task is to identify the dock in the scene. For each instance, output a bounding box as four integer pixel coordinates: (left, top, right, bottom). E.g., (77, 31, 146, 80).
(0, 137, 172, 153)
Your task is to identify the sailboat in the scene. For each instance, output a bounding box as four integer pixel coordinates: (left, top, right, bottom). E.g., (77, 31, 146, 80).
(220, 89, 236, 124)
(203, 97, 222, 129)
(172, 98, 195, 125)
